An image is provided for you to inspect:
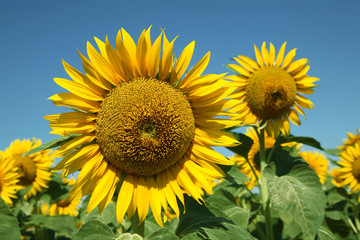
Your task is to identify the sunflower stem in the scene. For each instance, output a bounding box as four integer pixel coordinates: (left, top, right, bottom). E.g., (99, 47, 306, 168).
(131, 213, 145, 237)
(258, 128, 273, 240)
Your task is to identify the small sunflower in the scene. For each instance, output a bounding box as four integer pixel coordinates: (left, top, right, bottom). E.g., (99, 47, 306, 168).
(338, 138, 360, 192)
(298, 151, 329, 184)
(230, 128, 275, 190)
(46, 27, 240, 226)
(41, 178, 80, 217)
(2, 139, 53, 200)
(227, 42, 318, 137)
(338, 129, 360, 151)
(329, 168, 345, 188)
(0, 155, 21, 206)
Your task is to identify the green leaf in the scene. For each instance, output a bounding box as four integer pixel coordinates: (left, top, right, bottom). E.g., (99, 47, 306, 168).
(279, 135, 323, 150)
(223, 207, 249, 228)
(22, 214, 78, 238)
(324, 148, 341, 156)
(22, 134, 80, 156)
(316, 226, 338, 240)
(226, 132, 253, 158)
(265, 164, 326, 240)
(0, 198, 21, 240)
(175, 195, 252, 239)
(73, 219, 117, 240)
(145, 228, 178, 240)
(219, 164, 250, 185)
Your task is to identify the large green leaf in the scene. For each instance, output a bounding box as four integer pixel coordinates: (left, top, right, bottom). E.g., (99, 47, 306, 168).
(219, 164, 250, 185)
(73, 219, 117, 240)
(265, 164, 326, 240)
(0, 198, 21, 240)
(175, 195, 252, 239)
(22, 134, 80, 156)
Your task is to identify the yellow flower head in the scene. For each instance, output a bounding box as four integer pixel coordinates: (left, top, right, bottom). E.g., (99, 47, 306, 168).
(227, 42, 318, 137)
(298, 151, 329, 184)
(46, 27, 240, 226)
(0, 155, 21, 206)
(338, 138, 360, 193)
(2, 139, 53, 200)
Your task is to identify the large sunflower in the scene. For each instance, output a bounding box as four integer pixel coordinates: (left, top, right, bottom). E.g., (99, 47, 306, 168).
(298, 151, 329, 184)
(230, 128, 275, 190)
(338, 138, 360, 192)
(0, 155, 20, 206)
(2, 139, 53, 200)
(46, 27, 240, 226)
(227, 42, 318, 137)
(41, 178, 81, 217)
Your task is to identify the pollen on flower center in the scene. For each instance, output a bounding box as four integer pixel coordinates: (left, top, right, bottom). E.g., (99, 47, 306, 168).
(352, 158, 360, 181)
(96, 78, 195, 176)
(245, 67, 297, 120)
(14, 156, 37, 187)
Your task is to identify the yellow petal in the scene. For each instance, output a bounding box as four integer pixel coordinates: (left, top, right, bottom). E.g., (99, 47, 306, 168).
(275, 42, 287, 67)
(227, 64, 250, 77)
(54, 78, 104, 101)
(116, 174, 134, 224)
(254, 44, 264, 67)
(159, 32, 177, 81)
(147, 32, 162, 78)
(287, 58, 308, 73)
(261, 42, 269, 66)
(281, 48, 297, 70)
(48, 93, 99, 113)
(87, 42, 120, 86)
(136, 177, 150, 224)
(269, 43, 276, 66)
(169, 41, 195, 84)
(181, 52, 210, 83)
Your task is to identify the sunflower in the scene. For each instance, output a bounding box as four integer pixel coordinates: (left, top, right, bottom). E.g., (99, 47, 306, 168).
(230, 128, 275, 190)
(0, 155, 21, 206)
(329, 168, 345, 188)
(2, 139, 53, 200)
(227, 42, 318, 137)
(298, 151, 329, 184)
(41, 178, 81, 216)
(338, 138, 360, 192)
(46, 27, 240, 226)
(338, 129, 360, 151)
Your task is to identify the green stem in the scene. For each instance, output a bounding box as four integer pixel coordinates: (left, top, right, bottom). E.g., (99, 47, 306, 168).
(258, 128, 273, 240)
(132, 212, 145, 237)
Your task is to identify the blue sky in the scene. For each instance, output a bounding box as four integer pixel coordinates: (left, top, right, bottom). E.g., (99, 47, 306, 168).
(0, 0, 359, 156)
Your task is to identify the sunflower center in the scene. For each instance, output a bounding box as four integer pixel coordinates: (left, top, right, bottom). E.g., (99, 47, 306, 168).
(246, 67, 297, 120)
(352, 158, 360, 182)
(57, 198, 72, 208)
(96, 78, 195, 176)
(14, 156, 36, 187)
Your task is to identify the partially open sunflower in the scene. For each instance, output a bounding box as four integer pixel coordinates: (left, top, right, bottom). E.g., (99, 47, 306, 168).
(227, 42, 318, 137)
(46, 27, 240, 226)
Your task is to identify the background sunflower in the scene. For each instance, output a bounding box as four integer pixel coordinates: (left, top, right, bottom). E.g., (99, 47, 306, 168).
(2, 139, 53, 200)
(227, 42, 318, 137)
(0, 155, 20, 206)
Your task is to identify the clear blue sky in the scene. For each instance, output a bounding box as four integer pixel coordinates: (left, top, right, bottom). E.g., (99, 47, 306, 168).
(1, 0, 359, 155)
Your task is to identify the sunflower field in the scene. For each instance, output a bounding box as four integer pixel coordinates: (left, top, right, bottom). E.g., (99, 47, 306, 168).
(1, 26, 359, 240)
